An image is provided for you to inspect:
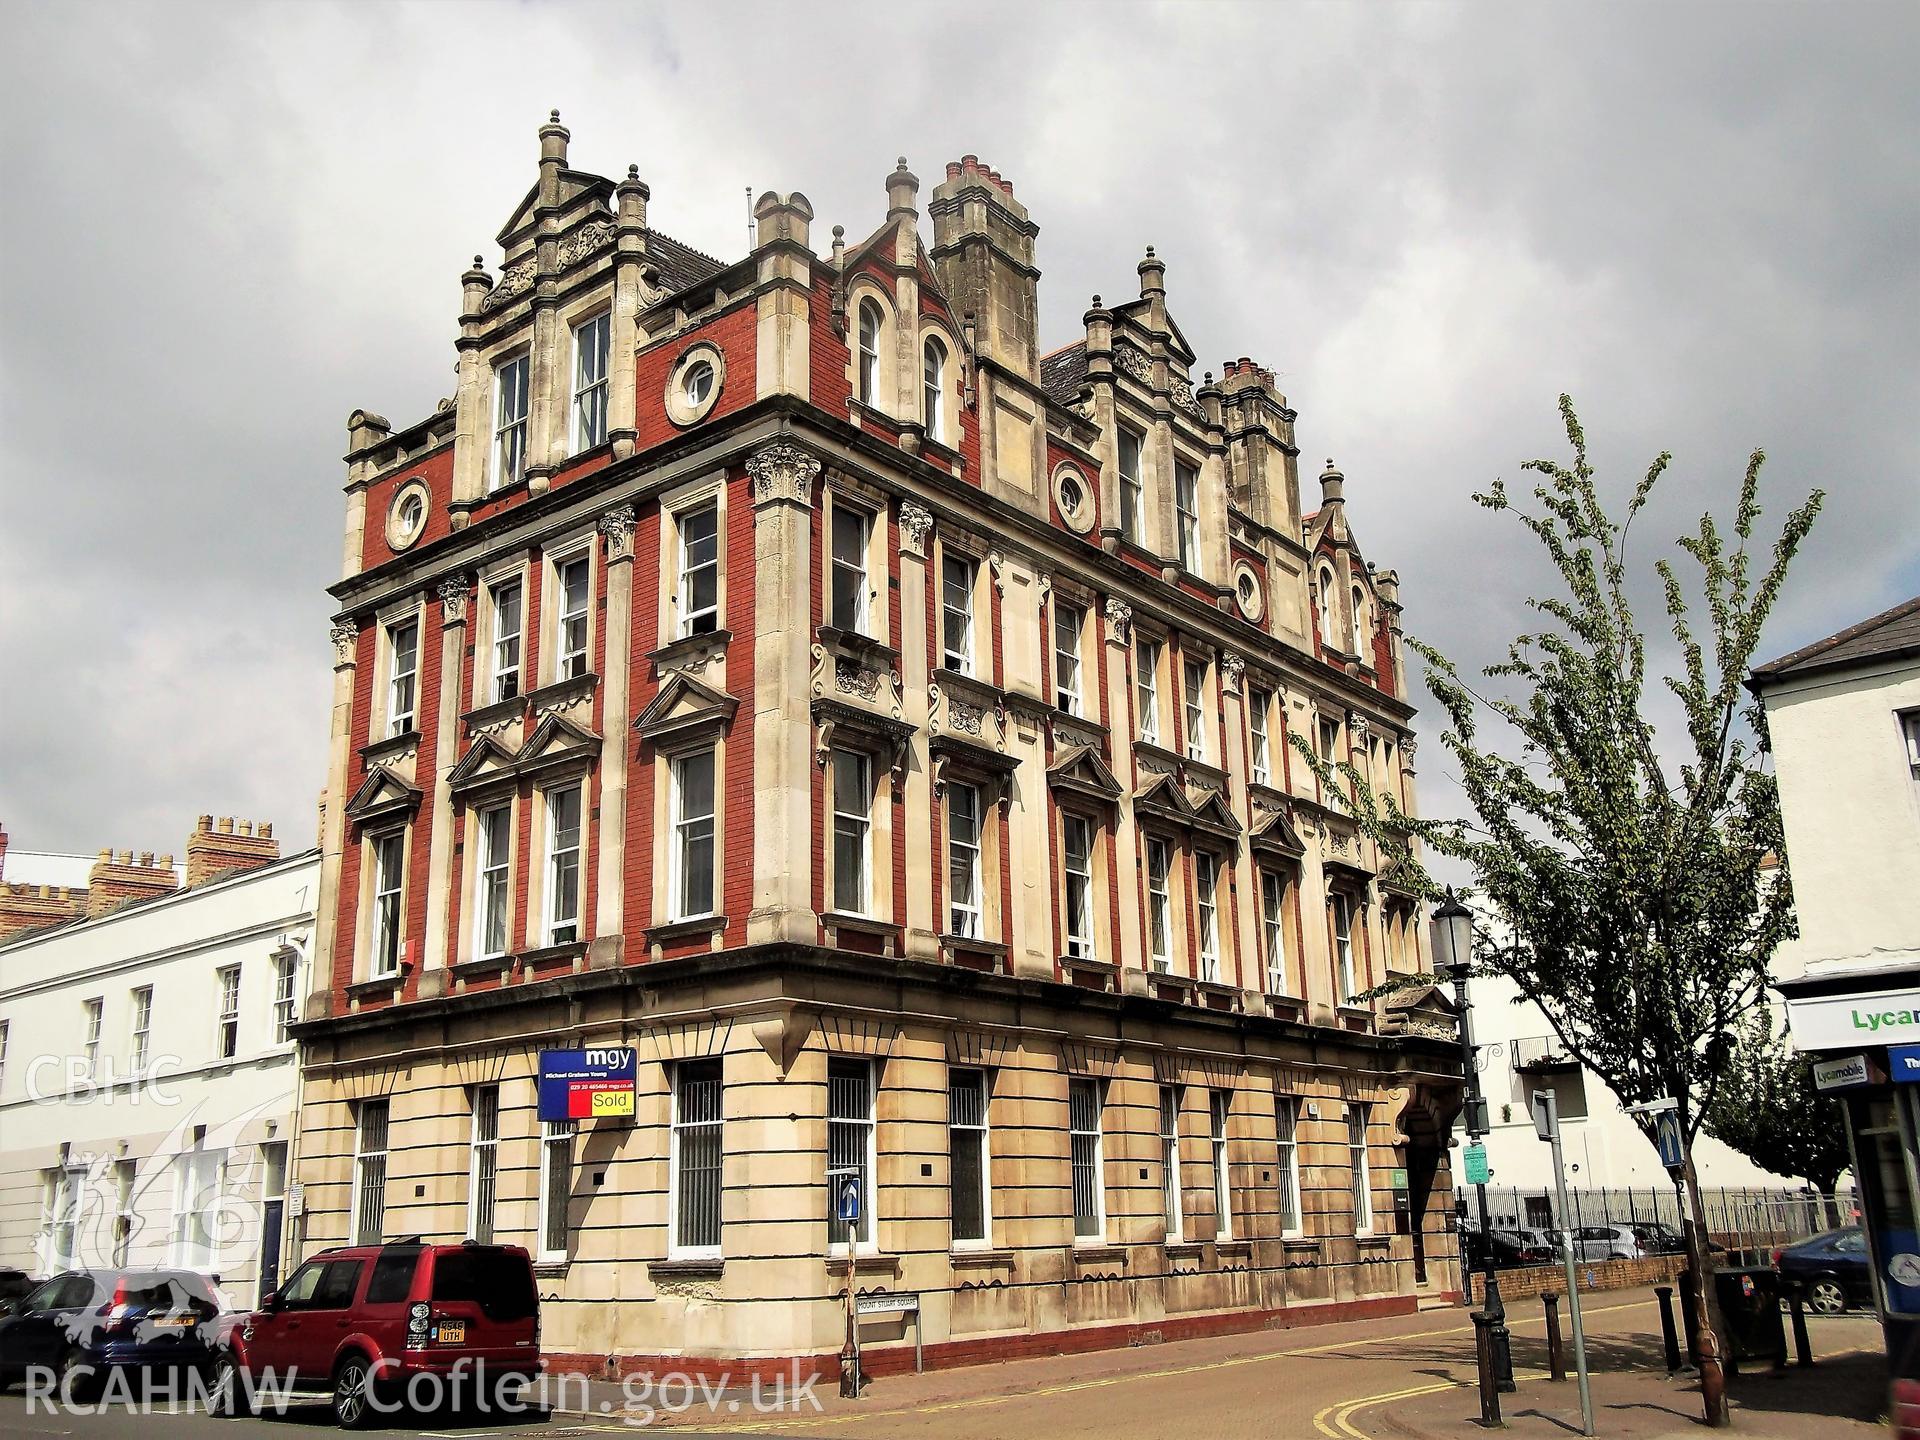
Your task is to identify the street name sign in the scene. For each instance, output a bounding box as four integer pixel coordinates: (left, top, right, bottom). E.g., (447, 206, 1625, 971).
(1463, 1142, 1490, 1185)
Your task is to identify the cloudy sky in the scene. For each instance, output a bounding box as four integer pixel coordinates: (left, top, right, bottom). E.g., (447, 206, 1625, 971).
(2, 0, 1915, 858)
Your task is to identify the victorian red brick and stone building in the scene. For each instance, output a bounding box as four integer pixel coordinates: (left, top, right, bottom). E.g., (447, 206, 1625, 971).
(296, 113, 1464, 1376)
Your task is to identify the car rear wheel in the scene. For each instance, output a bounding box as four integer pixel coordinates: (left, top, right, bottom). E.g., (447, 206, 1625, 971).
(208, 1354, 252, 1418)
(58, 1346, 100, 1403)
(1807, 1276, 1848, 1315)
(332, 1355, 381, 1430)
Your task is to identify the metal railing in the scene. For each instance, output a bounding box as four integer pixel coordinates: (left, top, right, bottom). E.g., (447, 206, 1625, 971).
(1459, 1184, 1852, 1254)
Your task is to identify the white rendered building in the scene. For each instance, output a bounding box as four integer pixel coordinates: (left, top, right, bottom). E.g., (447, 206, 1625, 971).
(0, 819, 315, 1305)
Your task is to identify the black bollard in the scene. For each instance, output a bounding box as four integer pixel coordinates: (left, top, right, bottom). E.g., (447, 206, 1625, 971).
(1655, 1284, 1682, 1374)
(1788, 1287, 1813, 1368)
(1473, 1311, 1503, 1428)
(1679, 1269, 1702, 1367)
(1544, 1292, 1566, 1381)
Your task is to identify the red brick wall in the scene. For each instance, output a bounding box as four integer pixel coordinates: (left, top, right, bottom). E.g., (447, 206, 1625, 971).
(1466, 1254, 1686, 1305)
(360, 443, 455, 565)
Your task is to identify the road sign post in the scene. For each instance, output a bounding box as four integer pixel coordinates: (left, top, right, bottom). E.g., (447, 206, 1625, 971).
(1532, 1089, 1595, 1437)
(828, 1167, 863, 1398)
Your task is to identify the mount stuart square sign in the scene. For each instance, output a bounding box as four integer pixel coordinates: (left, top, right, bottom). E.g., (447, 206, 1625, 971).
(539, 1047, 637, 1120)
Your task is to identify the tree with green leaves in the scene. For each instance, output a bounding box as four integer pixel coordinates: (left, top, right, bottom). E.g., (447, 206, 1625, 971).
(1705, 1013, 1853, 1227)
(1303, 396, 1822, 1426)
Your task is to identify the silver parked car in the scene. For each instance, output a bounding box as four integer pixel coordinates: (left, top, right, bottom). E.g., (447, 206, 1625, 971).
(1573, 1223, 1648, 1261)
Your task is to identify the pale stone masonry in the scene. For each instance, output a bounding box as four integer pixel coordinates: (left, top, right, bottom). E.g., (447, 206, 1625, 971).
(296, 116, 1464, 1377)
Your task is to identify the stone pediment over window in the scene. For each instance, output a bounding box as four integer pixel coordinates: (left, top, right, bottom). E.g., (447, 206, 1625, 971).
(811, 633, 904, 724)
(1048, 745, 1123, 807)
(633, 672, 739, 748)
(1134, 770, 1197, 828)
(1185, 788, 1243, 847)
(517, 711, 601, 782)
(1048, 710, 1107, 758)
(447, 733, 521, 799)
(344, 765, 422, 827)
(1249, 804, 1306, 859)
(812, 697, 915, 780)
(1382, 984, 1460, 1044)
(929, 669, 1009, 757)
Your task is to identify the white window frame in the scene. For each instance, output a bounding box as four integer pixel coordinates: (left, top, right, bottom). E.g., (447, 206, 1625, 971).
(1261, 870, 1289, 995)
(1332, 892, 1356, 1002)
(571, 309, 611, 453)
(272, 952, 298, 1045)
(474, 804, 513, 960)
(677, 499, 721, 638)
(1275, 1095, 1303, 1237)
(948, 1067, 991, 1248)
(669, 1059, 725, 1260)
(129, 985, 153, 1072)
(1146, 838, 1172, 973)
(1062, 813, 1095, 960)
(1118, 427, 1144, 545)
(552, 550, 592, 682)
(47, 1165, 86, 1271)
(352, 1098, 389, 1247)
(922, 336, 947, 443)
(1902, 710, 1920, 785)
(670, 748, 718, 921)
(492, 353, 530, 491)
(829, 502, 871, 635)
(941, 552, 975, 675)
(539, 1118, 575, 1261)
(1136, 637, 1161, 745)
(0, 1019, 9, 1092)
(1174, 459, 1200, 571)
(1053, 601, 1084, 715)
(1317, 568, 1339, 649)
(171, 1143, 226, 1269)
(1210, 1090, 1232, 1240)
(1249, 688, 1271, 785)
(82, 997, 103, 1079)
(1159, 1083, 1183, 1242)
(857, 299, 884, 406)
(830, 749, 872, 917)
(828, 1057, 877, 1254)
(1183, 658, 1207, 762)
(544, 783, 584, 946)
(1349, 1104, 1373, 1236)
(947, 781, 982, 939)
(216, 964, 241, 1059)
(487, 578, 523, 703)
(1195, 852, 1220, 982)
(466, 1085, 499, 1244)
(370, 831, 405, 977)
(386, 618, 419, 736)
(1068, 1076, 1106, 1241)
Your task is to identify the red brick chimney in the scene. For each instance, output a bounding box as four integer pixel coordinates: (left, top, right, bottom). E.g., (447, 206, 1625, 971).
(185, 815, 280, 887)
(86, 849, 181, 917)
(0, 882, 88, 943)
(0, 822, 10, 882)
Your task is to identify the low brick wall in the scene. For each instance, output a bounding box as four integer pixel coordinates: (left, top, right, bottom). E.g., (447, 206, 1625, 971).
(1466, 1254, 1685, 1305)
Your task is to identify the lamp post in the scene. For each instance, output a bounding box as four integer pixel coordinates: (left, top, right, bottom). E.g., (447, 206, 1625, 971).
(1432, 888, 1514, 1398)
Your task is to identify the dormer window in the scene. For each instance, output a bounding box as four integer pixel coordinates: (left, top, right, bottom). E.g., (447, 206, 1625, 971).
(571, 311, 610, 452)
(922, 337, 947, 443)
(1352, 583, 1368, 650)
(492, 354, 529, 491)
(1317, 568, 1338, 649)
(857, 299, 883, 406)
(1118, 429, 1144, 544)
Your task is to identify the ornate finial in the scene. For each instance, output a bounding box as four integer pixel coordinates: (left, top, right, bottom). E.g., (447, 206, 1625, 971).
(1326, 457, 1336, 471)
(897, 155, 909, 168)
(628, 164, 639, 180)
(1092, 293, 1102, 306)
(1145, 245, 1156, 258)
(473, 254, 484, 269)
(550, 109, 561, 124)
(832, 224, 845, 239)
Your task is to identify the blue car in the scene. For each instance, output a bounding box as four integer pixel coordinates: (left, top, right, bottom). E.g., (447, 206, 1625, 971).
(1774, 1226, 1874, 1315)
(0, 1269, 222, 1398)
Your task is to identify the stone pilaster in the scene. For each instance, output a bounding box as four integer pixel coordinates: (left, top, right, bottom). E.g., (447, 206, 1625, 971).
(309, 619, 360, 1018)
(595, 505, 637, 944)
(897, 501, 937, 957)
(747, 441, 821, 943)
(420, 578, 469, 985)
(754, 193, 814, 401)
(1102, 599, 1144, 984)
(451, 258, 492, 522)
(608, 168, 650, 461)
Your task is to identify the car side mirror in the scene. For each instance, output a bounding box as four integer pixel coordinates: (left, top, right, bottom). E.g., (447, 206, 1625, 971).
(258, 1290, 280, 1313)
(0, 1300, 17, 1318)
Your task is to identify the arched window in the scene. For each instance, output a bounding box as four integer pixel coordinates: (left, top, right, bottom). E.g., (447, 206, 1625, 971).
(1317, 569, 1337, 648)
(1352, 584, 1367, 649)
(857, 299, 884, 406)
(922, 337, 946, 443)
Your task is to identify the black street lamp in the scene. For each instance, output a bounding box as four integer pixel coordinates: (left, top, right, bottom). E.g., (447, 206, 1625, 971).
(1432, 888, 1515, 1401)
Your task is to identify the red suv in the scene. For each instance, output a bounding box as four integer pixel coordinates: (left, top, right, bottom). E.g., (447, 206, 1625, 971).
(211, 1239, 539, 1427)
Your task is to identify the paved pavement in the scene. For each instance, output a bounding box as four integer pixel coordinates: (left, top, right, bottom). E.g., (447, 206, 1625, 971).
(0, 1286, 1883, 1438)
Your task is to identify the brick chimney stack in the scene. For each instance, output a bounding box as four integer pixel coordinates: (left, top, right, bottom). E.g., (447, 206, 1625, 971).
(0, 822, 9, 882)
(0, 882, 87, 942)
(185, 815, 280, 887)
(85, 849, 180, 917)
(929, 155, 1040, 381)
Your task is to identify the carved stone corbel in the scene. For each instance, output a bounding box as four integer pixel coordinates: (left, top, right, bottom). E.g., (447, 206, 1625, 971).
(1104, 599, 1133, 645)
(747, 440, 821, 508)
(898, 500, 934, 557)
(437, 577, 470, 627)
(329, 619, 360, 669)
(599, 503, 637, 562)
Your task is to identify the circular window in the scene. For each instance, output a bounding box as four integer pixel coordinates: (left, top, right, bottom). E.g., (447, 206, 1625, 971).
(1232, 561, 1265, 622)
(666, 344, 726, 428)
(1052, 463, 1096, 536)
(385, 478, 432, 552)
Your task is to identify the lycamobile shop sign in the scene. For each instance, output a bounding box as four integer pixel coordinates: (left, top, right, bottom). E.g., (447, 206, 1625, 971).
(1787, 988, 1920, 1050)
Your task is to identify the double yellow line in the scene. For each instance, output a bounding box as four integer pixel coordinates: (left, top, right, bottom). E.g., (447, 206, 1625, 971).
(1313, 1369, 1550, 1439)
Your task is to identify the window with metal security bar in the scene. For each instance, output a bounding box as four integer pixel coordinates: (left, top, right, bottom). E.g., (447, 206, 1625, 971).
(828, 1058, 875, 1250)
(541, 1119, 575, 1259)
(1275, 1096, 1303, 1236)
(1159, 1084, 1183, 1241)
(1349, 1104, 1372, 1236)
(572, 311, 610, 452)
(353, 1099, 389, 1246)
(467, 1086, 498, 1244)
(949, 1068, 989, 1246)
(1210, 1091, 1232, 1240)
(1069, 1077, 1105, 1241)
(673, 1060, 724, 1257)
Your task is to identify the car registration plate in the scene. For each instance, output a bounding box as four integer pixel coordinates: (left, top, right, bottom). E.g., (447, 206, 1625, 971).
(436, 1320, 467, 1344)
(153, 1316, 197, 1329)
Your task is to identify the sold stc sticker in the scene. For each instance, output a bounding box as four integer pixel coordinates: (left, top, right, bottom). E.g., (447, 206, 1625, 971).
(1887, 1253, 1920, 1287)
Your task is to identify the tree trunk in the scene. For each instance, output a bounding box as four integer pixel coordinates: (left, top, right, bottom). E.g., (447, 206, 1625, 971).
(1683, 1151, 1729, 1427)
